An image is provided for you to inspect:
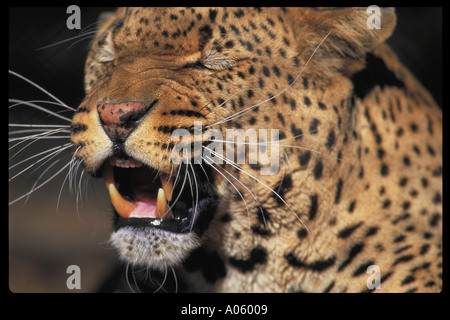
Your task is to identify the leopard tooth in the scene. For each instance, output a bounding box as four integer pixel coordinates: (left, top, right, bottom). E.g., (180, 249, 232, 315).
(160, 175, 173, 201)
(107, 183, 137, 218)
(103, 163, 137, 218)
(156, 188, 169, 218)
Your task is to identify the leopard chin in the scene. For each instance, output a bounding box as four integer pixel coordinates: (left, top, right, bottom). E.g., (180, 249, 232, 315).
(110, 226, 200, 270)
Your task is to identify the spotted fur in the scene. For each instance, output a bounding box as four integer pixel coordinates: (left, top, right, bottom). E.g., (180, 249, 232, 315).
(71, 7, 442, 292)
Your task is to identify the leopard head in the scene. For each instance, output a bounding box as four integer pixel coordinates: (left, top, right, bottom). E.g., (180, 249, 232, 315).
(70, 7, 396, 287)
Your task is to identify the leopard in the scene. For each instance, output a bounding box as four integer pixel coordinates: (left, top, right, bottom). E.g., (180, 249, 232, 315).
(69, 7, 442, 292)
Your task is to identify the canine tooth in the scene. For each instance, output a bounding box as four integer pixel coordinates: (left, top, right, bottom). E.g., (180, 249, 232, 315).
(160, 175, 173, 201)
(107, 183, 137, 218)
(156, 188, 168, 218)
(103, 163, 137, 218)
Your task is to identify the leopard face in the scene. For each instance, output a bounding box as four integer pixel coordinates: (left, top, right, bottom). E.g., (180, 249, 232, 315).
(70, 7, 442, 292)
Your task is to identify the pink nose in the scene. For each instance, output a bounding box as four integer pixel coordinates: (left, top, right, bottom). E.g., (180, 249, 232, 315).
(97, 101, 149, 142)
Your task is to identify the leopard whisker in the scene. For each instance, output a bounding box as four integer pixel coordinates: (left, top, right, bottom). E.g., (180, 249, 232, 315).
(9, 142, 73, 180)
(201, 146, 273, 232)
(58, 155, 81, 212)
(9, 71, 74, 111)
(9, 144, 74, 207)
(202, 146, 310, 233)
(10, 159, 63, 206)
(9, 141, 70, 169)
(9, 126, 70, 147)
(9, 131, 70, 144)
(9, 129, 72, 169)
(74, 164, 88, 217)
(125, 262, 136, 293)
(196, 161, 211, 184)
(166, 162, 188, 215)
(170, 266, 178, 293)
(188, 163, 200, 233)
(202, 149, 262, 209)
(79, 17, 109, 34)
(30, 150, 72, 184)
(67, 148, 82, 196)
(283, 149, 291, 169)
(203, 155, 254, 232)
(9, 129, 70, 137)
(9, 123, 71, 129)
(36, 30, 97, 51)
(54, 14, 113, 53)
(9, 99, 74, 111)
(173, 157, 184, 189)
(153, 265, 168, 293)
(168, 160, 176, 186)
(9, 134, 71, 144)
(66, 34, 97, 51)
(9, 98, 72, 122)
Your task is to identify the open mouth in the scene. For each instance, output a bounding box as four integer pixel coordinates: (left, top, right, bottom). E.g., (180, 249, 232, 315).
(101, 156, 216, 234)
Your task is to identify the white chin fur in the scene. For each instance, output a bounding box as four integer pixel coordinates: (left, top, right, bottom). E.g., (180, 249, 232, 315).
(110, 226, 200, 270)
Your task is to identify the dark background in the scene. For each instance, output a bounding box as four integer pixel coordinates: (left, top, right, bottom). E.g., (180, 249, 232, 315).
(8, 7, 442, 293)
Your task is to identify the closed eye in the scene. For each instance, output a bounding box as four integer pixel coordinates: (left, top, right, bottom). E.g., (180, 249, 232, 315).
(201, 53, 237, 71)
(182, 53, 242, 71)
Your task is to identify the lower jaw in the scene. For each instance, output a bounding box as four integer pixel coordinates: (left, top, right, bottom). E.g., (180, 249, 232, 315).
(110, 226, 201, 269)
(110, 197, 219, 269)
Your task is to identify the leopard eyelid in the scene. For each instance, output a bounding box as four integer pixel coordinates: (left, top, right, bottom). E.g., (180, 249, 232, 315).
(201, 55, 237, 71)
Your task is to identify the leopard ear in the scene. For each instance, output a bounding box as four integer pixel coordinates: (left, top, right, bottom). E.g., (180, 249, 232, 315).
(289, 7, 396, 75)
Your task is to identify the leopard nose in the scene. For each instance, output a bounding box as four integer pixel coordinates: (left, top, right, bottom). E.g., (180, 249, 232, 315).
(97, 101, 154, 142)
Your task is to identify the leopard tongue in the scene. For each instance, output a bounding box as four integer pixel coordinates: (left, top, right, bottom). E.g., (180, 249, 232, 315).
(102, 163, 169, 219)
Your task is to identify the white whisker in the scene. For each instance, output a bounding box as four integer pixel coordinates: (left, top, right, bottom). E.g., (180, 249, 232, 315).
(9, 127, 70, 154)
(168, 164, 188, 214)
(9, 142, 72, 175)
(202, 146, 309, 233)
(186, 164, 199, 233)
(202, 148, 269, 230)
(9, 135, 71, 143)
(203, 155, 253, 232)
(58, 156, 80, 212)
(36, 31, 97, 51)
(9, 99, 74, 111)
(9, 98, 72, 122)
(74, 164, 85, 218)
(9, 70, 74, 111)
(9, 123, 71, 128)
(9, 129, 70, 136)
(170, 266, 178, 293)
(125, 263, 135, 293)
(9, 160, 73, 206)
(153, 266, 168, 293)
(67, 34, 96, 51)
